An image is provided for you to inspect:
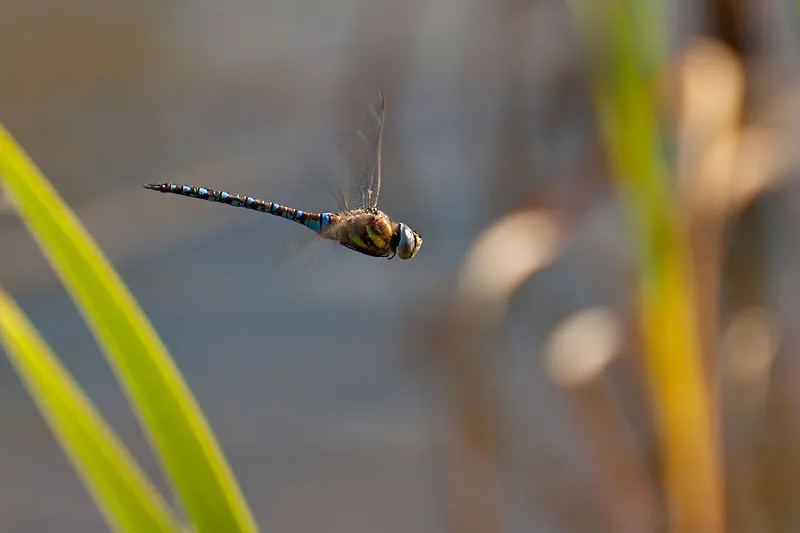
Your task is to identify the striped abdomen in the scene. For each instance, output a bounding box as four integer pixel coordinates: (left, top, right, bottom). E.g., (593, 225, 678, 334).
(144, 183, 339, 234)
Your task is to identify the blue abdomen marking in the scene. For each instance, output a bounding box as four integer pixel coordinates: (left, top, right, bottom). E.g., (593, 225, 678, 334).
(144, 182, 333, 234)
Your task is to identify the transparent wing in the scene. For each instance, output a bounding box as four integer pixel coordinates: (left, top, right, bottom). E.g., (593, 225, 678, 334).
(289, 92, 386, 250)
(327, 91, 386, 213)
(366, 91, 385, 211)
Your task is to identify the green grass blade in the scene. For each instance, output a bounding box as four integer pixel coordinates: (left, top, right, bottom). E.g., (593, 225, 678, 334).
(0, 286, 182, 533)
(0, 125, 258, 533)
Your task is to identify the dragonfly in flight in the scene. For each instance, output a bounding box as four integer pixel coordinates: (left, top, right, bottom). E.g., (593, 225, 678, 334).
(144, 93, 422, 260)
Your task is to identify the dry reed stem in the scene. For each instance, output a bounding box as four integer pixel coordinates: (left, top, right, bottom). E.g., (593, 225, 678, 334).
(545, 307, 660, 533)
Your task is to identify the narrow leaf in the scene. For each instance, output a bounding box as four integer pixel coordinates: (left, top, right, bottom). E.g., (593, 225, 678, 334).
(0, 124, 258, 533)
(0, 286, 182, 533)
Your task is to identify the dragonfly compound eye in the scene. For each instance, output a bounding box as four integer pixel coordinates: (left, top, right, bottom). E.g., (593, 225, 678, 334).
(397, 223, 422, 260)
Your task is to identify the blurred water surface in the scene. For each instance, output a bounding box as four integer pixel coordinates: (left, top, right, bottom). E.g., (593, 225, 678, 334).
(0, 1, 587, 531)
(3, 0, 800, 532)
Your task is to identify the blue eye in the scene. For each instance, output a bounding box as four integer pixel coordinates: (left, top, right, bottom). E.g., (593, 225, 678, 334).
(397, 223, 422, 259)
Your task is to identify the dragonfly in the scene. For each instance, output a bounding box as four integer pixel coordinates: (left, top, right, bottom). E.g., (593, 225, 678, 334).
(144, 93, 422, 260)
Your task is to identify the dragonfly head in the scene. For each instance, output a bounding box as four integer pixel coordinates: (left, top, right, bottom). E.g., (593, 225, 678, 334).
(394, 222, 422, 260)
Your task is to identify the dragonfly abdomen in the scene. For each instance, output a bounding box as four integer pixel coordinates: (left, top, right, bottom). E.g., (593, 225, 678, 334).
(144, 183, 338, 233)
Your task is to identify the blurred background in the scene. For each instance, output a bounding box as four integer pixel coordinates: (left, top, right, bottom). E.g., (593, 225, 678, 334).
(2, 0, 800, 531)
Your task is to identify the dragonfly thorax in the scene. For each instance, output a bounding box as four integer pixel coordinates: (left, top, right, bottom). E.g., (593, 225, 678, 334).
(330, 210, 421, 260)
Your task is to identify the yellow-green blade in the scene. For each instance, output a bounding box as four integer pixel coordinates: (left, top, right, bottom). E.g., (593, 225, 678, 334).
(795, 0, 800, 28)
(567, 1, 724, 531)
(0, 286, 182, 533)
(0, 125, 258, 533)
